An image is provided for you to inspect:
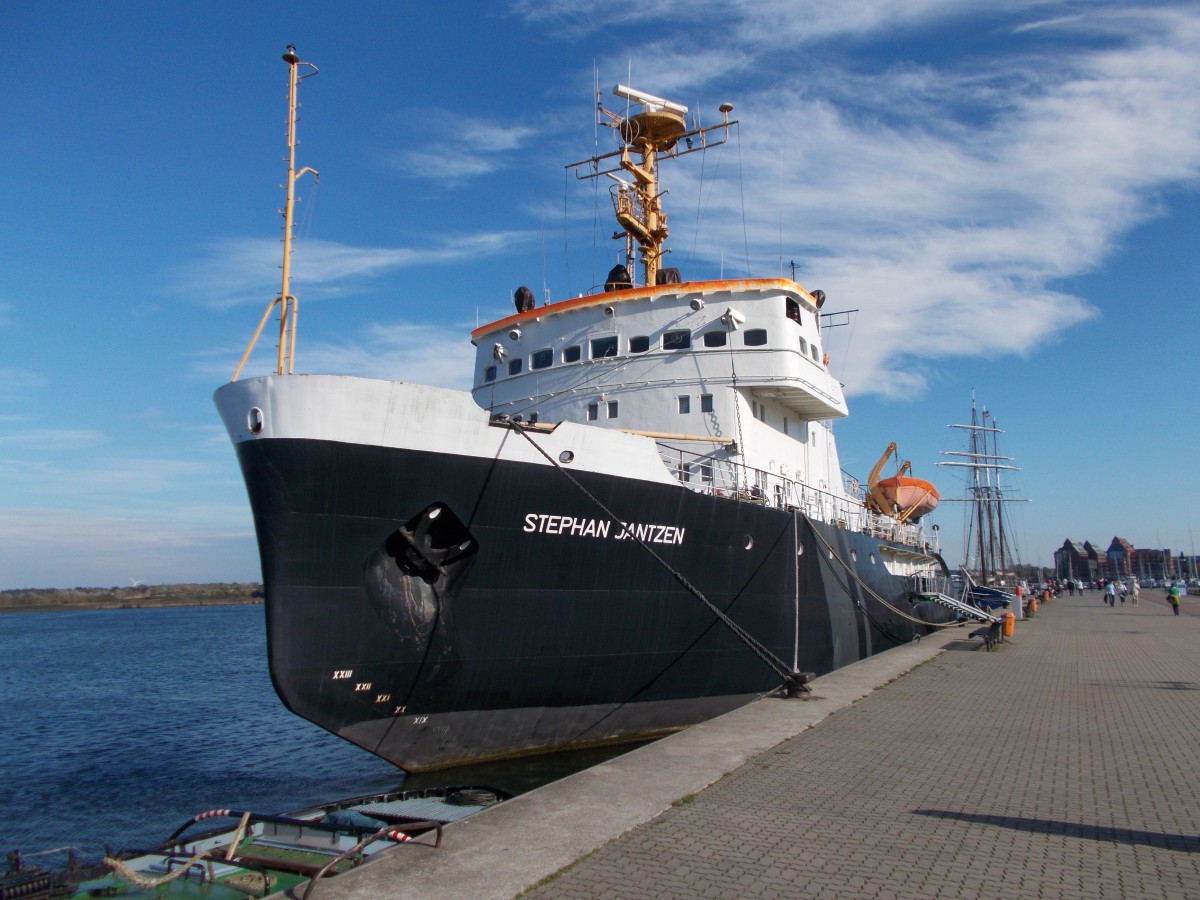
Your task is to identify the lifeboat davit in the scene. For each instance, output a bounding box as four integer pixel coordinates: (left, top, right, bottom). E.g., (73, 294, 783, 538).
(875, 475, 940, 521)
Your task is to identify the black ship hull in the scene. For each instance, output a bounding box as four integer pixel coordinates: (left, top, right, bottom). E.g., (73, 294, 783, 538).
(233, 424, 951, 772)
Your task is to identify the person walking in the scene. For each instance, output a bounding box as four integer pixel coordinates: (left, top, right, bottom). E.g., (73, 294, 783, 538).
(1106, 581, 1117, 607)
(1168, 584, 1181, 616)
(1131, 580, 1140, 606)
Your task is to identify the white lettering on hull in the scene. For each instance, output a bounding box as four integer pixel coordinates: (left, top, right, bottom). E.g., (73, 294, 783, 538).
(522, 513, 684, 545)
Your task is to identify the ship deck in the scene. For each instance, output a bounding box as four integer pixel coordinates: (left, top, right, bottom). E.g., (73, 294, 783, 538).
(317, 589, 1200, 899)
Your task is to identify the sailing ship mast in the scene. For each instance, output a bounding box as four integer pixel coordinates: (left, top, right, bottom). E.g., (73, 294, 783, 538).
(938, 397, 1028, 585)
(232, 46, 319, 381)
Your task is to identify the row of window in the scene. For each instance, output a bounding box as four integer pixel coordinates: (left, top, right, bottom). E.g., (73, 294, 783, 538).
(587, 400, 619, 420)
(522, 393, 718, 424)
(677, 394, 715, 414)
(484, 328, 821, 382)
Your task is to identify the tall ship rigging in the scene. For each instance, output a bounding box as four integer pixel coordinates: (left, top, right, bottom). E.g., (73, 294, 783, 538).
(215, 51, 968, 773)
(938, 396, 1028, 593)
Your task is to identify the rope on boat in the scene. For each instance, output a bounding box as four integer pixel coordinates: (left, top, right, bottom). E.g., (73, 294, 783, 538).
(509, 419, 806, 692)
(801, 515, 960, 630)
(103, 850, 213, 889)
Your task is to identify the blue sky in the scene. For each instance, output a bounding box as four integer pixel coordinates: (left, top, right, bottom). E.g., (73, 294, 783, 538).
(2, 1, 1198, 588)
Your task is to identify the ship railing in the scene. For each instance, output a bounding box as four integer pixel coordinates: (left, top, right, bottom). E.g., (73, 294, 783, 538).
(910, 572, 956, 598)
(656, 443, 937, 552)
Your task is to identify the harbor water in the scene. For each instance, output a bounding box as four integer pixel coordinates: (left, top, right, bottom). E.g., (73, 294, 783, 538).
(0, 604, 405, 853)
(0, 603, 649, 856)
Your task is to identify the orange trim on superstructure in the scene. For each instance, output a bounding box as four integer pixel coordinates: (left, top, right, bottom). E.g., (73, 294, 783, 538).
(471, 277, 817, 343)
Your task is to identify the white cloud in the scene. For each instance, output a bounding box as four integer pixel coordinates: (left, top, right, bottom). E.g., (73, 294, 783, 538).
(276, 322, 476, 390)
(185, 3, 1200, 404)
(0, 367, 46, 401)
(384, 112, 537, 184)
(626, 7, 1200, 396)
(0, 507, 258, 589)
(0, 428, 107, 449)
(0, 455, 222, 512)
(194, 320, 477, 391)
(180, 232, 527, 309)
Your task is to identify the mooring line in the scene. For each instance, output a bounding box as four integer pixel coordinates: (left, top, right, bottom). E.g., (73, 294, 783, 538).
(507, 419, 806, 692)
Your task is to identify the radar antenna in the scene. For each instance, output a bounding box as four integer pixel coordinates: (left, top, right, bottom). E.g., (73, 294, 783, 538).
(567, 85, 736, 288)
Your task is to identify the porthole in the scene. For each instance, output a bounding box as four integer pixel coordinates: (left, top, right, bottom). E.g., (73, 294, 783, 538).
(559, 450, 575, 464)
(744, 534, 754, 550)
(247, 407, 264, 434)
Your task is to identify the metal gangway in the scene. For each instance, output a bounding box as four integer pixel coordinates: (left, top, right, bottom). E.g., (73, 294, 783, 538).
(911, 573, 1002, 624)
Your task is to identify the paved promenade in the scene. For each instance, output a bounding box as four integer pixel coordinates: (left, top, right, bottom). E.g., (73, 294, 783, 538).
(322, 589, 1200, 899)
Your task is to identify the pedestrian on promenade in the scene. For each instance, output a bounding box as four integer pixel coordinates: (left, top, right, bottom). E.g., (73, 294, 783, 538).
(1106, 581, 1117, 607)
(1119, 583, 1127, 604)
(1131, 580, 1139, 605)
(1168, 585, 1181, 616)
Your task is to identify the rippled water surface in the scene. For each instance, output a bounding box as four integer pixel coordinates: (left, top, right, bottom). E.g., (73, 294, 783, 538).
(0, 605, 405, 852)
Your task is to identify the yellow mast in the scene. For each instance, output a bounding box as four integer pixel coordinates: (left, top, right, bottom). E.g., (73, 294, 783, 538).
(568, 86, 735, 289)
(232, 45, 319, 382)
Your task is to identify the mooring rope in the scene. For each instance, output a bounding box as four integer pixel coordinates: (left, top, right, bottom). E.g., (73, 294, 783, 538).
(801, 515, 961, 630)
(509, 420, 804, 690)
(103, 851, 213, 889)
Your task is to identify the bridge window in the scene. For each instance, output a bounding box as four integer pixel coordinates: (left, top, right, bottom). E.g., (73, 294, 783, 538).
(799, 337, 808, 355)
(701, 394, 713, 413)
(663, 330, 691, 350)
(608, 400, 619, 418)
(587, 403, 598, 421)
(702, 330, 727, 348)
(531, 349, 553, 370)
(483, 365, 496, 383)
(630, 335, 650, 353)
(811, 344, 820, 362)
(678, 396, 690, 414)
(786, 297, 801, 323)
(508, 359, 523, 376)
(591, 336, 618, 358)
(563, 345, 581, 363)
(744, 329, 768, 346)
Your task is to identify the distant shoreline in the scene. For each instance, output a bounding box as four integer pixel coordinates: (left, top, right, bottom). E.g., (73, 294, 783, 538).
(0, 598, 263, 614)
(0, 583, 263, 615)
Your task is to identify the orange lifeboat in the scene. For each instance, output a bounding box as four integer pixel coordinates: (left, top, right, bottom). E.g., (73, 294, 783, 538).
(865, 442, 941, 523)
(875, 475, 940, 521)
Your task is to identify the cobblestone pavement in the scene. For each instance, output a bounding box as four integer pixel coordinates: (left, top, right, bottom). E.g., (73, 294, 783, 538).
(530, 591, 1200, 899)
